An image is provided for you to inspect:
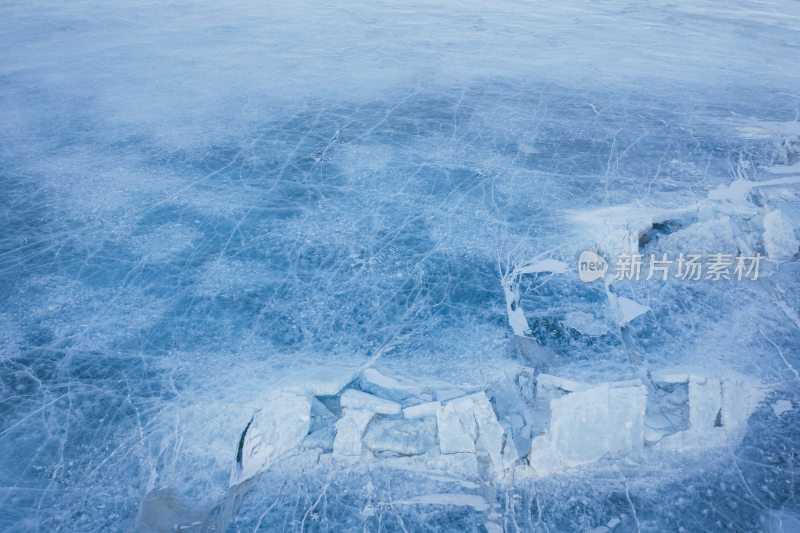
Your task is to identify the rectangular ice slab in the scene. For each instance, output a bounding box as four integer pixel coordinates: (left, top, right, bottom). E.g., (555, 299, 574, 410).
(689, 377, 722, 429)
(403, 401, 439, 419)
(340, 389, 401, 415)
(530, 380, 646, 474)
(363, 418, 436, 456)
(360, 368, 425, 401)
(333, 409, 374, 457)
(437, 396, 477, 454)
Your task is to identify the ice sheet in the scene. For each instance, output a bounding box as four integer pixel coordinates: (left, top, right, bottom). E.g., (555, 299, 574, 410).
(1, 0, 800, 530)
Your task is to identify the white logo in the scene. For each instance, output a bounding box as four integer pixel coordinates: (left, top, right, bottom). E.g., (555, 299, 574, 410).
(578, 250, 608, 282)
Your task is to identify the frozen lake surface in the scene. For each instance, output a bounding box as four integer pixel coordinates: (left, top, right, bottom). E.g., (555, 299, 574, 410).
(1, 0, 800, 531)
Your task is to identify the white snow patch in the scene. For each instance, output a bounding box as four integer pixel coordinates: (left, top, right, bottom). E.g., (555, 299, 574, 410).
(772, 400, 793, 417)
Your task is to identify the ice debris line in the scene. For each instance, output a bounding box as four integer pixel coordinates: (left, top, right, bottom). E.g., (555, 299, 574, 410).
(230, 366, 763, 486)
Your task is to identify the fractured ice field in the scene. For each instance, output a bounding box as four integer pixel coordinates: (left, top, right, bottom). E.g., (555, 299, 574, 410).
(1, 0, 800, 531)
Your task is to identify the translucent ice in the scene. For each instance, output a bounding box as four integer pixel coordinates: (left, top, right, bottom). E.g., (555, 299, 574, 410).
(230, 391, 312, 486)
(340, 389, 402, 415)
(333, 409, 375, 457)
(362, 418, 436, 456)
(529, 380, 647, 473)
(437, 396, 477, 454)
(763, 210, 799, 262)
(1, 0, 799, 529)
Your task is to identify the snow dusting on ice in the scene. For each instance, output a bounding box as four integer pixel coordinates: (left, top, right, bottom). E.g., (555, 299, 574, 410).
(1, 0, 800, 531)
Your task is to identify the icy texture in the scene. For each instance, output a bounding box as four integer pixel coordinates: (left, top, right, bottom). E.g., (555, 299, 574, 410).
(229, 391, 312, 486)
(608, 293, 650, 326)
(362, 418, 436, 456)
(333, 409, 374, 457)
(471, 392, 519, 474)
(564, 311, 609, 336)
(360, 367, 425, 401)
(530, 380, 647, 473)
(340, 389, 402, 415)
(1, 0, 800, 530)
(403, 401, 440, 419)
(763, 210, 800, 262)
(437, 397, 477, 454)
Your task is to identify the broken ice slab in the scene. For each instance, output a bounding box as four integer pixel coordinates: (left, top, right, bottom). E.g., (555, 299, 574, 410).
(766, 161, 800, 175)
(340, 389, 401, 415)
(536, 373, 587, 393)
(403, 401, 439, 419)
(310, 396, 336, 421)
(500, 259, 562, 366)
(535, 373, 588, 407)
(304, 397, 337, 451)
(529, 380, 647, 474)
(360, 368, 426, 401)
(305, 425, 336, 452)
(471, 392, 519, 473)
(333, 409, 374, 457)
(689, 377, 722, 429)
(772, 399, 793, 417)
(649, 370, 691, 383)
(563, 310, 609, 336)
(569, 204, 695, 259)
(230, 390, 312, 486)
(363, 418, 436, 456)
(527, 369, 764, 471)
(652, 371, 764, 451)
(427, 391, 520, 477)
(437, 396, 477, 454)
